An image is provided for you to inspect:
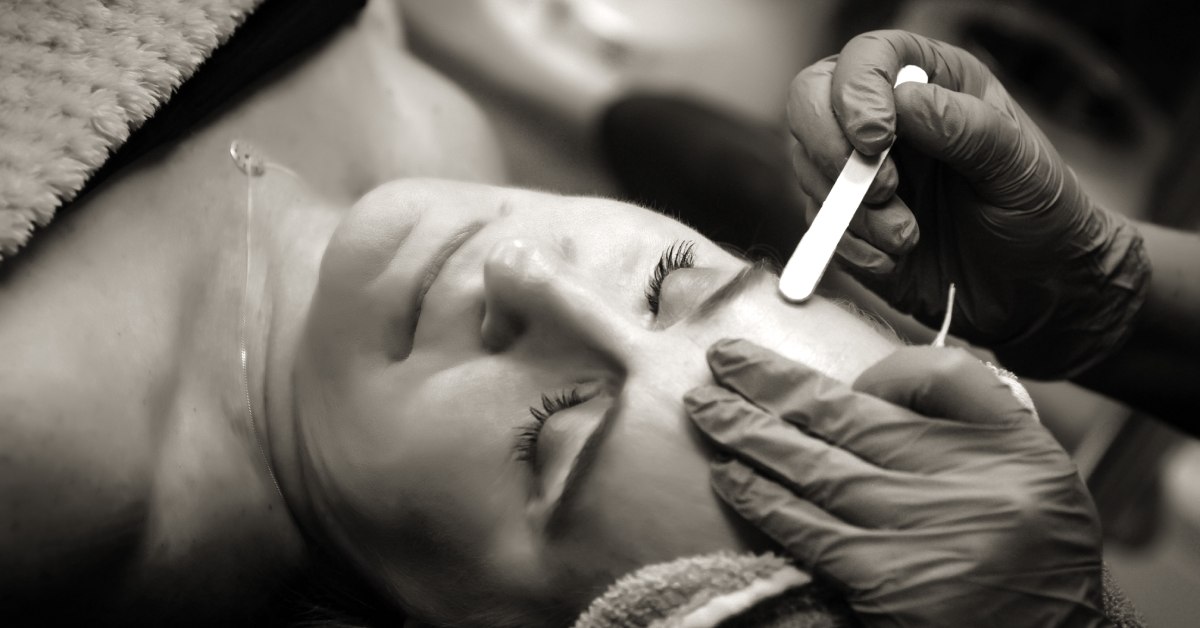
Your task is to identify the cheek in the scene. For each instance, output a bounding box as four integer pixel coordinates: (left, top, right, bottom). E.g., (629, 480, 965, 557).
(549, 397, 749, 582)
(324, 361, 537, 544)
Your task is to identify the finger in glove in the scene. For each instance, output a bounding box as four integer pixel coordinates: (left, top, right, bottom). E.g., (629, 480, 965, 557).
(853, 346, 1034, 426)
(710, 457, 861, 572)
(831, 30, 989, 154)
(700, 339, 951, 469)
(702, 340, 1042, 474)
(791, 145, 917, 256)
(788, 58, 899, 206)
(686, 384, 918, 524)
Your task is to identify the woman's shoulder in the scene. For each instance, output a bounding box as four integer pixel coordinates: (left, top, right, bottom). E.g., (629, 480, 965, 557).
(0, 3, 507, 613)
(0, 324, 157, 605)
(0, 146, 216, 607)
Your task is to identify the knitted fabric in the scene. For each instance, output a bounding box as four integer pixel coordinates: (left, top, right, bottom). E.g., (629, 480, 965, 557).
(0, 0, 262, 259)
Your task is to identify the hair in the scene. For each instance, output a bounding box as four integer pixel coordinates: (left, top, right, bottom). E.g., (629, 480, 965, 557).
(287, 576, 552, 628)
(283, 539, 564, 628)
(826, 296, 905, 345)
(284, 551, 405, 628)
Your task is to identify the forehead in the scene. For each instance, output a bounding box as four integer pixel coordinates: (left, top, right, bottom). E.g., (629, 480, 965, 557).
(349, 178, 702, 237)
(333, 180, 723, 282)
(526, 191, 708, 249)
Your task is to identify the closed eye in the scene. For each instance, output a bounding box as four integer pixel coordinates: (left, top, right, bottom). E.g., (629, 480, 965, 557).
(514, 388, 584, 472)
(645, 240, 696, 315)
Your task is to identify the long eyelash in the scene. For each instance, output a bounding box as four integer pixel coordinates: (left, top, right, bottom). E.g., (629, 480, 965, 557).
(645, 240, 696, 315)
(514, 388, 584, 467)
(513, 424, 542, 463)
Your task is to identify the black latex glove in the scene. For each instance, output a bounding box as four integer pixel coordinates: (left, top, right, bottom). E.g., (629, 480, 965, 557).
(788, 30, 1150, 379)
(686, 339, 1108, 627)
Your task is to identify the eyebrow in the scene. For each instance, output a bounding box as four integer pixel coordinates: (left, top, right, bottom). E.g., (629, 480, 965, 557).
(544, 399, 620, 536)
(685, 259, 778, 323)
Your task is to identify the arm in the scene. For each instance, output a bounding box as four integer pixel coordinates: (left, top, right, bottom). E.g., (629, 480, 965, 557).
(1076, 222, 1200, 430)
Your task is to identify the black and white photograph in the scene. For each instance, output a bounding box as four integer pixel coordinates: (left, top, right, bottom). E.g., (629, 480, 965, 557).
(1, 0, 1197, 625)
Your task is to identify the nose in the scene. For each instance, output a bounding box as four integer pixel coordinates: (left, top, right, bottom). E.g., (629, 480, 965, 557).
(480, 239, 644, 366)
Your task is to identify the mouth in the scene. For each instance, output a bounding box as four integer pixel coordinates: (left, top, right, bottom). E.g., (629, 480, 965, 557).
(403, 221, 487, 348)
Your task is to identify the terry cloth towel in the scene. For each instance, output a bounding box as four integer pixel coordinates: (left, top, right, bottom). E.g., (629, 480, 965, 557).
(572, 552, 1146, 628)
(0, 0, 262, 260)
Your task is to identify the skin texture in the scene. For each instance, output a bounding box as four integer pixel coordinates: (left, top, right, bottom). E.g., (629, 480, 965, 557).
(278, 179, 899, 625)
(0, 2, 896, 624)
(0, 2, 505, 624)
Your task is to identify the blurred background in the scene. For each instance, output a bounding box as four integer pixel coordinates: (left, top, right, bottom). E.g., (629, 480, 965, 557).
(394, 1, 1200, 624)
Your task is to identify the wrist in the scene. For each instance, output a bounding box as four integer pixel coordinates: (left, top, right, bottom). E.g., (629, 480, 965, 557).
(1129, 221, 1200, 346)
(1071, 221, 1200, 428)
(993, 209, 1151, 380)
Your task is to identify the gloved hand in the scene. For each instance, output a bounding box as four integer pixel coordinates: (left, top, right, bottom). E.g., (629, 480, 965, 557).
(684, 338, 1107, 628)
(788, 30, 1150, 379)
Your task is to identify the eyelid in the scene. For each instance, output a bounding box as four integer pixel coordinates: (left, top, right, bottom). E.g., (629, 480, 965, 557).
(530, 388, 585, 423)
(520, 391, 612, 521)
(542, 393, 620, 534)
(515, 384, 599, 472)
(654, 266, 721, 327)
(645, 240, 696, 315)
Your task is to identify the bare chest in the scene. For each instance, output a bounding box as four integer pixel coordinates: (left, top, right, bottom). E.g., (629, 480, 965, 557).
(0, 188, 267, 612)
(0, 6, 503, 617)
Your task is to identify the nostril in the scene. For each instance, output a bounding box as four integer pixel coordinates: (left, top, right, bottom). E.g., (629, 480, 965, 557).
(480, 300, 525, 352)
(481, 239, 558, 352)
(481, 237, 639, 364)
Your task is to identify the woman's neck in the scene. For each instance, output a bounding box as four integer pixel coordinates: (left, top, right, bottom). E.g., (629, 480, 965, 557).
(145, 158, 343, 618)
(236, 162, 342, 534)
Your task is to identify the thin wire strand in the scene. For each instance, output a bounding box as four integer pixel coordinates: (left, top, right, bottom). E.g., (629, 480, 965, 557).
(932, 282, 957, 347)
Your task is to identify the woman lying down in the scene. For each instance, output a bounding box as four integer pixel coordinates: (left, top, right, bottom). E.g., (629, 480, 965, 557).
(0, 2, 1125, 627)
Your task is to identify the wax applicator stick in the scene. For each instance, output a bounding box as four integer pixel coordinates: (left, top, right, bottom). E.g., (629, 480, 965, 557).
(779, 65, 928, 303)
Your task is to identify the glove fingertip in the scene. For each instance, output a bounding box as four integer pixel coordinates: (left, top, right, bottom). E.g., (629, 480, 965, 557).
(836, 83, 897, 155)
(706, 340, 823, 397)
(682, 385, 719, 412)
(864, 157, 899, 204)
(854, 346, 1033, 425)
(893, 196, 920, 253)
(835, 231, 897, 274)
(858, 196, 918, 256)
(710, 457, 756, 499)
(684, 387, 745, 434)
(706, 337, 763, 371)
(846, 121, 895, 156)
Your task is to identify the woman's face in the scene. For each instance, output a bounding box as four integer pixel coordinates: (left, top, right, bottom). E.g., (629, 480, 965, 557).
(293, 179, 896, 624)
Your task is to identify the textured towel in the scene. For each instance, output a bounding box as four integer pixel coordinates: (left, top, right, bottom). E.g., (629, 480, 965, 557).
(572, 553, 854, 628)
(573, 552, 1145, 628)
(0, 0, 262, 259)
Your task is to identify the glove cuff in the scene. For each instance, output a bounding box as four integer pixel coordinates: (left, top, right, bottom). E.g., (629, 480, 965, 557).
(992, 210, 1151, 380)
